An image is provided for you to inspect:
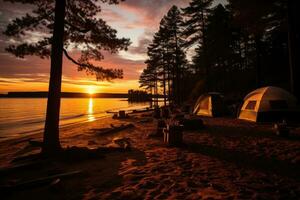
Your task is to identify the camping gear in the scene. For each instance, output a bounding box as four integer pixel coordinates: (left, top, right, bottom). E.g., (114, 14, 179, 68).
(180, 115, 204, 130)
(156, 119, 166, 136)
(173, 113, 185, 120)
(153, 107, 161, 118)
(193, 93, 228, 117)
(181, 104, 192, 114)
(274, 120, 290, 136)
(161, 107, 170, 118)
(238, 86, 299, 122)
(163, 124, 183, 146)
(119, 110, 126, 118)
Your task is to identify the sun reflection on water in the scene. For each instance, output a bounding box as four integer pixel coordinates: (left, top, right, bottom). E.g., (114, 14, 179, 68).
(88, 98, 96, 122)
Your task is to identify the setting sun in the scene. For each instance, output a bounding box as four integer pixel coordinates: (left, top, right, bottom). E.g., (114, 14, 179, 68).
(87, 86, 97, 95)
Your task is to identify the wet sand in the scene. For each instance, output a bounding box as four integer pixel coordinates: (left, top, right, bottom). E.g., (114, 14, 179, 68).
(1, 112, 300, 199)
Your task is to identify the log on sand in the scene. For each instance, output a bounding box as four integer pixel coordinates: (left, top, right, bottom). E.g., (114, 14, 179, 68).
(1, 170, 82, 192)
(94, 123, 134, 135)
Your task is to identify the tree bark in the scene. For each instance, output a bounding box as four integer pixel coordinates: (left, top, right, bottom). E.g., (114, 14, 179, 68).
(201, 10, 209, 92)
(162, 52, 167, 106)
(166, 48, 171, 105)
(287, 0, 300, 99)
(150, 87, 153, 108)
(163, 70, 166, 106)
(167, 68, 171, 105)
(254, 35, 262, 88)
(174, 29, 181, 105)
(43, 0, 66, 154)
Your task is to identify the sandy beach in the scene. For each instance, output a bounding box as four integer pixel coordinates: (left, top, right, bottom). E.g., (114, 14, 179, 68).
(1, 111, 300, 199)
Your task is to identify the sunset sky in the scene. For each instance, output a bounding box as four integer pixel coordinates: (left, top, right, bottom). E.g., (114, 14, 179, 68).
(0, 0, 225, 94)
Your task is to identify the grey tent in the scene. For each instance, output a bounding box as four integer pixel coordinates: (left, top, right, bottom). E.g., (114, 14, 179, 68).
(238, 86, 299, 122)
(193, 93, 228, 117)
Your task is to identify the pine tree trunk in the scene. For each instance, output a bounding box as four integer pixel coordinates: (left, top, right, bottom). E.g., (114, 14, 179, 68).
(150, 87, 153, 108)
(163, 70, 166, 106)
(167, 70, 171, 105)
(43, 0, 66, 155)
(171, 63, 176, 105)
(287, 0, 299, 99)
(254, 35, 262, 88)
(201, 10, 209, 92)
(162, 53, 167, 106)
(166, 49, 171, 105)
(174, 30, 180, 105)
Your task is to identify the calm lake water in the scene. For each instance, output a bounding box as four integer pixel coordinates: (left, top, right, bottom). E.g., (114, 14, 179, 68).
(0, 98, 150, 140)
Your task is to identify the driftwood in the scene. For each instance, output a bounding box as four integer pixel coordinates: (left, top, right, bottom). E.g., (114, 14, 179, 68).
(107, 107, 153, 115)
(141, 113, 153, 117)
(109, 137, 132, 150)
(28, 140, 43, 147)
(138, 118, 153, 123)
(1, 170, 82, 191)
(11, 137, 33, 145)
(0, 160, 46, 176)
(95, 123, 134, 135)
(90, 127, 111, 132)
(131, 108, 154, 114)
(12, 152, 44, 163)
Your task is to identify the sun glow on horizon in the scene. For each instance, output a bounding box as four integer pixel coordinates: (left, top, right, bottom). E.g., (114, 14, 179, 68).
(87, 85, 97, 95)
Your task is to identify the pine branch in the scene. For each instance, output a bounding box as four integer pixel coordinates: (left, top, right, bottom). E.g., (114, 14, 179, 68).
(63, 48, 123, 81)
(64, 21, 90, 33)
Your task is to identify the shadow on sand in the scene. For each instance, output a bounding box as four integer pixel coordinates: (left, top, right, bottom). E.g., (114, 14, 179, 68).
(183, 142, 300, 182)
(1, 146, 147, 200)
(197, 117, 300, 140)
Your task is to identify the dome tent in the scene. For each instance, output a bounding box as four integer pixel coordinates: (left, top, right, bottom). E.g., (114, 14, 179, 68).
(193, 93, 228, 117)
(238, 86, 299, 122)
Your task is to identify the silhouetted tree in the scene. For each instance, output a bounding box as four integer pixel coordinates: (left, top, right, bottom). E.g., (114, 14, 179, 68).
(128, 89, 150, 102)
(228, 0, 289, 88)
(186, 0, 294, 100)
(182, 0, 213, 89)
(139, 65, 157, 97)
(287, 0, 300, 99)
(3, 0, 130, 154)
(140, 41, 161, 107)
(205, 5, 232, 90)
(140, 6, 188, 106)
(160, 6, 187, 104)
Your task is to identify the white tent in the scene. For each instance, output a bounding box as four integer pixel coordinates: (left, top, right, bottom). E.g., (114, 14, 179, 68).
(238, 86, 299, 122)
(193, 93, 227, 117)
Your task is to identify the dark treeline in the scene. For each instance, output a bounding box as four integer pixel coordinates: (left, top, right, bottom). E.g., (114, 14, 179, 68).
(128, 90, 151, 102)
(139, 0, 300, 105)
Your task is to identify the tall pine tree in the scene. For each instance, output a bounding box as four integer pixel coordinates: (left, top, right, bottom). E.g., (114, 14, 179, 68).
(3, 0, 130, 154)
(182, 0, 213, 90)
(140, 6, 187, 105)
(160, 6, 187, 104)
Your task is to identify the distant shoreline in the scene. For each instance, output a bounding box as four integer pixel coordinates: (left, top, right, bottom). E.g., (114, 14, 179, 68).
(0, 92, 128, 98)
(0, 91, 164, 99)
